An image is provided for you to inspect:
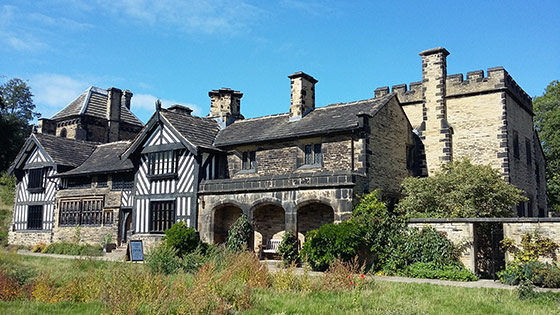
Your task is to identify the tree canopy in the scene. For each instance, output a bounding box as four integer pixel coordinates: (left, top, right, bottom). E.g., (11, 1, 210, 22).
(534, 80, 560, 210)
(0, 78, 40, 171)
(396, 159, 527, 218)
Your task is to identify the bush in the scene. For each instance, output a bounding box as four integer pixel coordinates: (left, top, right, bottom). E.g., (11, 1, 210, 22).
(499, 261, 560, 288)
(397, 159, 527, 218)
(30, 242, 47, 253)
(501, 231, 559, 264)
(163, 222, 200, 257)
(145, 242, 182, 275)
(0, 173, 15, 206)
(351, 190, 405, 270)
(300, 221, 366, 272)
(401, 261, 477, 281)
(384, 226, 459, 273)
(277, 231, 299, 266)
(227, 214, 251, 253)
(42, 242, 102, 256)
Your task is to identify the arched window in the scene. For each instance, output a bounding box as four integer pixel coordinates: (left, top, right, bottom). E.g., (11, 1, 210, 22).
(59, 128, 67, 138)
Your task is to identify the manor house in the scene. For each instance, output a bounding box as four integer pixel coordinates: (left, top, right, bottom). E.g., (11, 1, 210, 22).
(7, 47, 546, 252)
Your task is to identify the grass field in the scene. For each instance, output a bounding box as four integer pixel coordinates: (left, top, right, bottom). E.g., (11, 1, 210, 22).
(0, 254, 559, 314)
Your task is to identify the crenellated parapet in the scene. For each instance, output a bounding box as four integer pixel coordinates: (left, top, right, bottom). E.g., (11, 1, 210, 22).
(374, 67, 532, 113)
(446, 67, 532, 113)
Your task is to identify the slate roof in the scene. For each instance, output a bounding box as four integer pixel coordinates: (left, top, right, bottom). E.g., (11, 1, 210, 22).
(214, 94, 394, 147)
(57, 141, 133, 177)
(160, 110, 220, 150)
(33, 133, 98, 167)
(51, 86, 143, 126)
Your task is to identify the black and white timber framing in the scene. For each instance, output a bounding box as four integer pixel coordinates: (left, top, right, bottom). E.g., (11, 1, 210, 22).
(122, 108, 220, 234)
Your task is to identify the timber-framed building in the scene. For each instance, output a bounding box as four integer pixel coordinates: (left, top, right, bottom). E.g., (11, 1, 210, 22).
(7, 47, 547, 252)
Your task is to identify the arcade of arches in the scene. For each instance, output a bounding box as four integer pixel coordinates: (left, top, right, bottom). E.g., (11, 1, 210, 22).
(212, 201, 335, 251)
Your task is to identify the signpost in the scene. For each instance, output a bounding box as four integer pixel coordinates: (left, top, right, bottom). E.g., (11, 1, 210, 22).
(129, 240, 144, 262)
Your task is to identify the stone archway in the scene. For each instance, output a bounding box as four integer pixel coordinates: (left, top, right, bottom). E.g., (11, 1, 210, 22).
(297, 202, 334, 243)
(213, 205, 243, 244)
(252, 203, 285, 253)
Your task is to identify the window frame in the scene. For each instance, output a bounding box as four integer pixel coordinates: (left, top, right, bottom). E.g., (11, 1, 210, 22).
(58, 198, 104, 226)
(513, 130, 520, 159)
(149, 200, 176, 233)
(525, 138, 532, 166)
(27, 168, 45, 193)
(302, 143, 323, 168)
(147, 150, 178, 180)
(240, 151, 257, 172)
(27, 205, 43, 230)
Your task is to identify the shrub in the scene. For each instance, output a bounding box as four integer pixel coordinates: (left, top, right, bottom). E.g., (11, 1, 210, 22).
(384, 226, 459, 273)
(0, 173, 15, 206)
(499, 261, 560, 288)
(300, 221, 366, 271)
(321, 257, 371, 292)
(144, 241, 182, 275)
(163, 221, 200, 257)
(30, 243, 47, 253)
(501, 231, 559, 264)
(351, 190, 405, 270)
(277, 231, 299, 266)
(227, 214, 251, 253)
(397, 159, 527, 218)
(401, 262, 477, 282)
(42, 242, 102, 256)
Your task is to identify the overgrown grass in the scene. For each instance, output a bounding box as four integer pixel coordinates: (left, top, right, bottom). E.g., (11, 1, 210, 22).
(0, 252, 559, 314)
(0, 182, 13, 247)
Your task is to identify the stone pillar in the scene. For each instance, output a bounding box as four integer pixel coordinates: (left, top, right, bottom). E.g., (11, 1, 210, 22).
(288, 72, 318, 121)
(106, 87, 122, 143)
(208, 88, 244, 128)
(419, 47, 452, 175)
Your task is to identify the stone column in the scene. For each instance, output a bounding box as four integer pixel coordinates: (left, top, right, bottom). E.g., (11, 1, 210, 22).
(419, 47, 452, 175)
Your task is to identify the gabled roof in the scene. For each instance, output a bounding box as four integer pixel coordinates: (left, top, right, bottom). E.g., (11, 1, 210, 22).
(56, 141, 133, 177)
(160, 110, 219, 150)
(214, 93, 395, 147)
(121, 108, 220, 159)
(8, 133, 98, 174)
(51, 86, 143, 126)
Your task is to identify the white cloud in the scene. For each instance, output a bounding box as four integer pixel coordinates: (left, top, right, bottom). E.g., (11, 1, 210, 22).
(30, 73, 88, 109)
(96, 0, 263, 34)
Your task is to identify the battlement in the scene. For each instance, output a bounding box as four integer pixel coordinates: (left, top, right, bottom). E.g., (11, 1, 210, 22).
(374, 67, 532, 113)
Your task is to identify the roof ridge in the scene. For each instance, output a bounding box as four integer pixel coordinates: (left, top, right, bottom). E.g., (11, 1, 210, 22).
(229, 112, 289, 123)
(162, 110, 217, 124)
(34, 133, 100, 146)
(97, 140, 131, 147)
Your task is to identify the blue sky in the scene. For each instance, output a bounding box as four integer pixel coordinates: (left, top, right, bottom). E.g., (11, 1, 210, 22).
(1, 0, 559, 123)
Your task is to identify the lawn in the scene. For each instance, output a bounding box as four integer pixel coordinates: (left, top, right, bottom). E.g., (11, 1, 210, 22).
(0, 254, 558, 314)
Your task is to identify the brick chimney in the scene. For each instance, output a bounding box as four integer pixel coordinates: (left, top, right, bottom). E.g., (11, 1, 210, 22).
(288, 72, 318, 121)
(208, 88, 243, 129)
(418, 47, 452, 174)
(106, 87, 122, 142)
(122, 90, 133, 110)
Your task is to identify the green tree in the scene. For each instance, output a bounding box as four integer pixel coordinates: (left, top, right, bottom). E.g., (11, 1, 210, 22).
(534, 80, 560, 210)
(226, 214, 252, 253)
(397, 159, 527, 218)
(0, 78, 40, 171)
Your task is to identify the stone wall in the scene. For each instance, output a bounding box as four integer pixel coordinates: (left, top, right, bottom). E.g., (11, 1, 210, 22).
(446, 92, 504, 171)
(227, 134, 356, 178)
(369, 97, 414, 195)
(408, 222, 476, 272)
(503, 222, 560, 263)
(8, 230, 52, 247)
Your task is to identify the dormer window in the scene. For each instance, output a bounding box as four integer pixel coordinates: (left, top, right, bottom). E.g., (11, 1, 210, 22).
(27, 168, 45, 193)
(148, 151, 178, 180)
(304, 144, 322, 166)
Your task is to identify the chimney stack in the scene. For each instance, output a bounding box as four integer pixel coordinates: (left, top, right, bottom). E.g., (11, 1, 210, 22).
(418, 47, 452, 174)
(168, 104, 193, 115)
(208, 88, 243, 128)
(122, 90, 133, 110)
(106, 87, 122, 142)
(288, 72, 317, 121)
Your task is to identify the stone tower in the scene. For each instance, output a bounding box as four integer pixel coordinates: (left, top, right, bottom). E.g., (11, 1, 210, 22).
(419, 47, 452, 174)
